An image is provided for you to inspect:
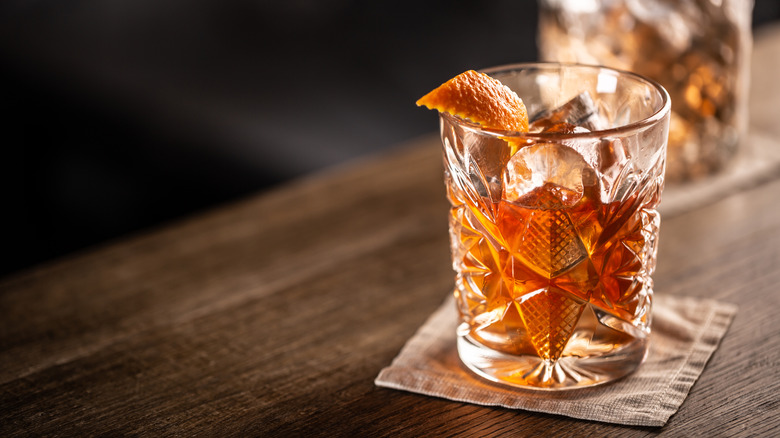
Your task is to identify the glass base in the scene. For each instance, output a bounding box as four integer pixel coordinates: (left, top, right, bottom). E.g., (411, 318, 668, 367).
(457, 334, 648, 390)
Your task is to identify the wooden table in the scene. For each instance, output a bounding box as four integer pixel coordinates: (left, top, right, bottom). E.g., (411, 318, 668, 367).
(3, 27, 780, 438)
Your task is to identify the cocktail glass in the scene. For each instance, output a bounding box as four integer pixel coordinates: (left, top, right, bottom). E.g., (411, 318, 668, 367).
(440, 63, 670, 389)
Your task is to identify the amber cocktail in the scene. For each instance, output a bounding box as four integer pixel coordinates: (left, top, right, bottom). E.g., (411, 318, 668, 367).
(424, 64, 670, 389)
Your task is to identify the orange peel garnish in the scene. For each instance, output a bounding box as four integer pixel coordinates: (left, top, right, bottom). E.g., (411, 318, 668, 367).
(416, 70, 529, 133)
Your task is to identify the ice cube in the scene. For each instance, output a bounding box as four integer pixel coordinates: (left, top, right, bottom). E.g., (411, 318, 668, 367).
(597, 137, 630, 200)
(533, 121, 602, 173)
(503, 142, 596, 207)
(464, 132, 513, 201)
(529, 92, 605, 133)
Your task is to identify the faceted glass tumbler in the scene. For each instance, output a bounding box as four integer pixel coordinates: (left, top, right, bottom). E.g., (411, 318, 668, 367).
(538, 0, 752, 182)
(441, 63, 670, 390)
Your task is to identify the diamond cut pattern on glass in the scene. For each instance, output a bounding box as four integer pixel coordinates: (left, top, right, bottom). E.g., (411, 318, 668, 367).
(445, 116, 662, 365)
(514, 189, 587, 278)
(520, 208, 587, 278)
(516, 289, 586, 360)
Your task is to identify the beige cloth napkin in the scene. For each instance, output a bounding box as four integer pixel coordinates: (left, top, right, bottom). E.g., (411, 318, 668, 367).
(375, 294, 736, 427)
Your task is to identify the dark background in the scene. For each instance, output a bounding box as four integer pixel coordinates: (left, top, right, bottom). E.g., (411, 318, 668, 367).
(1, 1, 779, 277)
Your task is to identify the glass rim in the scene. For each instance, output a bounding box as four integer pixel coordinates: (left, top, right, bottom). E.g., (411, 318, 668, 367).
(440, 62, 671, 141)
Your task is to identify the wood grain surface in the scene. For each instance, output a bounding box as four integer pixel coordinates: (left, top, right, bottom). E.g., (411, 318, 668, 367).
(1, 133, 779, 437)
(2, 23, 780, 438)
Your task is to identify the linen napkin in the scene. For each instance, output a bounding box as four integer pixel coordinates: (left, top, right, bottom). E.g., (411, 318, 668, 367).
(375, 294, 736, 427)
